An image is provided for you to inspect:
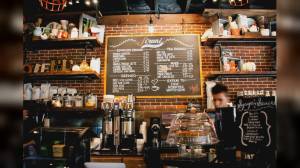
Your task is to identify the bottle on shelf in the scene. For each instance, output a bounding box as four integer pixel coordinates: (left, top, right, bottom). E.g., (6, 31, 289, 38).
(43, 111, 50, 128)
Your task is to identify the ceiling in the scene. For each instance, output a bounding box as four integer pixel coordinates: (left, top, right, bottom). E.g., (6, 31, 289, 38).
(24, 0, 276, 18)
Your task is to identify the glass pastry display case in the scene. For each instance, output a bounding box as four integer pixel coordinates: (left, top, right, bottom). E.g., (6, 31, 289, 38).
(166, 112, 219, 158)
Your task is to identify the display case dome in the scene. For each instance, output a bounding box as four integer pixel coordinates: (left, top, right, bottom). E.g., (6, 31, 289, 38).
(167, 112, 219, 146)
(166, 112, 219, 158)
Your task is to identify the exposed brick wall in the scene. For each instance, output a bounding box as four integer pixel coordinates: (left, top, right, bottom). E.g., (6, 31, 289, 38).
(25, 22, 277, 116)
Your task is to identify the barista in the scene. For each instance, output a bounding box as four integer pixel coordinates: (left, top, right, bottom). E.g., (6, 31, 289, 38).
(212, 84, 240, 162)
(211, 83, 232, 108)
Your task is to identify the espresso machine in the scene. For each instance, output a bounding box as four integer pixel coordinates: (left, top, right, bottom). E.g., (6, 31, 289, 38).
(101, 102, 114, 151)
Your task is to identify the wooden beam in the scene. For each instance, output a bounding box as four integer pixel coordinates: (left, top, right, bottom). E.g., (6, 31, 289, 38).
(99, 14, 209, 25)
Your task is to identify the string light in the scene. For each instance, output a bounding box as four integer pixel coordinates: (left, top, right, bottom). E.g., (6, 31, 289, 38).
(76, 0, 80, 3)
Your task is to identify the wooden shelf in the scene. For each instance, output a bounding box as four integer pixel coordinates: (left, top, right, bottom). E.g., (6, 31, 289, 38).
(25, 37, 101, 50)
(24, 71, 101, 81)
(31, 127, 90, 137)
(23, 100, 101, 111)
(201, 35, 276, 46)
(49, 107, 102, 115)
(207, 71, 277, 79)
(203, 9, 277, 18)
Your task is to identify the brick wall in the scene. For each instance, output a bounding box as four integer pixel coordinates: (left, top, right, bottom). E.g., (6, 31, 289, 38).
(25, 22, 277, 117)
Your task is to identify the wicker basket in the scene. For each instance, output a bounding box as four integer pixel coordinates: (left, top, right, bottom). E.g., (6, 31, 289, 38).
(39, 0, 67, 12)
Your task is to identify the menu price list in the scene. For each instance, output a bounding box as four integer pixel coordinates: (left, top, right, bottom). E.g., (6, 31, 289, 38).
(106, 35, 201, 97)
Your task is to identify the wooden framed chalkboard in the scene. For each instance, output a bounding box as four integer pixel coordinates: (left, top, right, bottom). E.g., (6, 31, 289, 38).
(104, 34, 202, 98)
(236, 96, 276, 152)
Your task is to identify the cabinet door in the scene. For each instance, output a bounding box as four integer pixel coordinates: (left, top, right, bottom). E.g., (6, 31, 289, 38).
(91, 156, 122, 163)
(123, 157, 145, 168)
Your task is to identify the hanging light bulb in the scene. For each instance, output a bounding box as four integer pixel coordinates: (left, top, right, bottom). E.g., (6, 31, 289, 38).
(85, 0, 91, 6)
(68, 0, 73, 5)
(92, 0, 98, 5)
(75, 0, 80, 3)
(148, 16, 154, 33)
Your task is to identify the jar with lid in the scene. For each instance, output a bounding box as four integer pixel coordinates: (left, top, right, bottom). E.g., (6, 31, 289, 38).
(63, 93, 73, 108)
(74, 93, 83, 107)
(52, 93, 62, 107)
(85, 92, 97, 108)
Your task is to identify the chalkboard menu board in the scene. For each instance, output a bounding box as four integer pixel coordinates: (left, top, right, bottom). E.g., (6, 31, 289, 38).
(236, 96, 276, 152)
(104, 34, 202, 98)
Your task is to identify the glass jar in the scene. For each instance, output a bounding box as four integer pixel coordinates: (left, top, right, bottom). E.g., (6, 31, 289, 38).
(74, 93, 83, 107)
(63, 93, 73, 108)
(52, 93, 62, 108)
(85, 93, 97, 108)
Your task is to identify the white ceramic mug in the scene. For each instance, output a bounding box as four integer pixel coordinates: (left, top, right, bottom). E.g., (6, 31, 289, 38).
(51, 28, 59, 36)
(260, 28, 270, 36)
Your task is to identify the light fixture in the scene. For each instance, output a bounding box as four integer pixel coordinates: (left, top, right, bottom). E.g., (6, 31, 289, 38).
(76, 0, 80, 3)
(229, 0, 248, 6)
(148, 16, 154, 33)
(92, 0, 98, 5)
(39, 0, 67, 12)
(85, 0, 91, 6)
(68, 0, 73, 5)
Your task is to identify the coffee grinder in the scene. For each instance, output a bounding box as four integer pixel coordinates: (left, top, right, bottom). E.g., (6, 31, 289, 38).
(101, 102, 114, 151)
(113, 102, 121, 154)
(120, 94, 136, 151)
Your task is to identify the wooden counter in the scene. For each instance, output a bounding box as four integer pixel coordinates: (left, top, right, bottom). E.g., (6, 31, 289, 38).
(91, 155, 145, 168)
(91, 152, 180, 168)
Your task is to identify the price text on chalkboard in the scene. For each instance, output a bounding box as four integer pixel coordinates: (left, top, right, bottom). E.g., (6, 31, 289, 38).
(104, 34, 202, 98)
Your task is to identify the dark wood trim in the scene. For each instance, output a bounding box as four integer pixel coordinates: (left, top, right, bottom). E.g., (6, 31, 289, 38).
(201, 34, 276, 46)
(24, 71, 101, 80)
(25, 37, 101, 50)
(206, 71, 277, 79)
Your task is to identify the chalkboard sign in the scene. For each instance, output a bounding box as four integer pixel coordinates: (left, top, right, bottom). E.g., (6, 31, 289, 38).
(104, 34, 202, 98)
(236, 96, 276, 152)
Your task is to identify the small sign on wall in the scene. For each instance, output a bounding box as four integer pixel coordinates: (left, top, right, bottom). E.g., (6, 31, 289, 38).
(236, 96, 276, 152)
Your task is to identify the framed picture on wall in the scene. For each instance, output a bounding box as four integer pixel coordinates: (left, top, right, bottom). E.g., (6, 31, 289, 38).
(221, 56, 242, 72)
(79, 13, 97, 38)
(220, 48, 242, 72)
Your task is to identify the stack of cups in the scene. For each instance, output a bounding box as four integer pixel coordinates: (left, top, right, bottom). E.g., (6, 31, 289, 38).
(137, 122, 147, 153)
